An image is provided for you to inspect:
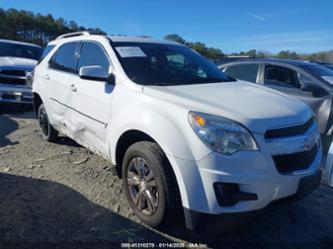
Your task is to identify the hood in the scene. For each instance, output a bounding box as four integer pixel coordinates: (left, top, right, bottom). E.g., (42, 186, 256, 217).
(143, 81, 312, 134)
(0, 56, 37, 69)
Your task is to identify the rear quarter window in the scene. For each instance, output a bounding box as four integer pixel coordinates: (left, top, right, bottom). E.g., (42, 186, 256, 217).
(224, 64, 259, 83)
(49, 42, 79, 73)
(38, 45, 55, 64)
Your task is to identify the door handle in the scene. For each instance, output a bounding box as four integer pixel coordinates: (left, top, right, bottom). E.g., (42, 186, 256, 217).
(45, 74, 50, 80)
(70, 84, 77, 92)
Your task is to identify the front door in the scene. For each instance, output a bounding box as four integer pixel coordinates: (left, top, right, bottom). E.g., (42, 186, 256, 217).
(65, 41, 114, 156)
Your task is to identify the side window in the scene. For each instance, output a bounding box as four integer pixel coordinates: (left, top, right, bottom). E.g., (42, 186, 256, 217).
(49, 42, 79, 73)
(77, 42, 110, 73)
(298, 72, 314, 84)
(224, 64, 259, 83)
(264, 65, 300, 88)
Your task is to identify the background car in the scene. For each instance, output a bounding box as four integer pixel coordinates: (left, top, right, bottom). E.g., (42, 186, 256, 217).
(316, 62, 333, 71)
(219, 59, 333, 152)
(0, 39, 43, 104)
(324, 142, 333, 187)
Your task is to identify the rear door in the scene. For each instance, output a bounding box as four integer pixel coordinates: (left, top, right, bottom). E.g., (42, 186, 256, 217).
(263, 64, 332, 134)
(65, 41, 114, 155)
(45, 42, 80, 128)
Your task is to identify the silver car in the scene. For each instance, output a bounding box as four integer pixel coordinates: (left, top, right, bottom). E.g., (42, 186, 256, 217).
(0, 39, 42, 104)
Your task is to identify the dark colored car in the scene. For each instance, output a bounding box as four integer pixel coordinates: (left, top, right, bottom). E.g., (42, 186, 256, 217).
(317, 62, 333, 71)
(219, 59, 333, 150)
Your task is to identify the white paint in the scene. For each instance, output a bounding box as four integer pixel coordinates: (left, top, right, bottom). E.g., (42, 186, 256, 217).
(33, 34, 322, 219)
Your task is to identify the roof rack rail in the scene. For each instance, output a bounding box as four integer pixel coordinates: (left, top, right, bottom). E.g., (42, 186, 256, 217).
(56, 31, 90, 40)
(137, 35, 153, 38)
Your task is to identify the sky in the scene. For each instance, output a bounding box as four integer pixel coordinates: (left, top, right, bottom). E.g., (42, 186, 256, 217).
(1, 0, 333, 53)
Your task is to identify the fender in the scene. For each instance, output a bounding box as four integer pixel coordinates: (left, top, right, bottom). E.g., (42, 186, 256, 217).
(108, 105, 211, 164)
(108, 105, 212, 209)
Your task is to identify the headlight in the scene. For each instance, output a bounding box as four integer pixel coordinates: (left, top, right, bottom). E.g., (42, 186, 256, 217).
(26, 71, 34, 86)
(188, 112, 259, 155)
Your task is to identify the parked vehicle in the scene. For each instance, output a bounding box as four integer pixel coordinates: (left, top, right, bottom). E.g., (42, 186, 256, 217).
(316, 62, 333, 71)
(33, 32, 322, 231)
(324, 143, 333, 187)
(0, 39, 43, 104)
(219, 59, 333, 152)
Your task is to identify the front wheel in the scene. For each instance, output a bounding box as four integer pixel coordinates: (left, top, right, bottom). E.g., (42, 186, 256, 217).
(122, 141, 181, 228)
(38, 103, 58, 142)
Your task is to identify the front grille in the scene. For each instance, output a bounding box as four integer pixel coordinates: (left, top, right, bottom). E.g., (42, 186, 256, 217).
(1, 69, 26, 76)
(0, 69, 27, 85)
(273, 145, 318, 173)
(265, 118, 314, 139)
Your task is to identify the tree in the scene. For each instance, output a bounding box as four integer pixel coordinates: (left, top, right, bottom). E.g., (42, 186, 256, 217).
(164, 34, 224, 60)
(0, 8, 107, 46)
(277, 50, 299, 60)
(164, 34, 187, 45)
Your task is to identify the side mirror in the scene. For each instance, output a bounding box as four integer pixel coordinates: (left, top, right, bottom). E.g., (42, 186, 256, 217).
(79, 65, 114, 84)
(301, 82, 329, 97)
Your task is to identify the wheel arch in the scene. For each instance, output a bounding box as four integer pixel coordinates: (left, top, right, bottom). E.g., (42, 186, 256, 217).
(114, 129, 155, 178)
(113, 127, 192, 209)
(32, 92, 43, 116)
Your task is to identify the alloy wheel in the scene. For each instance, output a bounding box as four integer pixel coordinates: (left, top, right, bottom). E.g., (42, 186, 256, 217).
(39, 108, 49, 136)
(126, 157, 159, 216)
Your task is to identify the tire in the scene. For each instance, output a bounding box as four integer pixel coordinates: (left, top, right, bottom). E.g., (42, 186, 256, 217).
(122, 141, 181, 228)
(38, 103, 58, 142)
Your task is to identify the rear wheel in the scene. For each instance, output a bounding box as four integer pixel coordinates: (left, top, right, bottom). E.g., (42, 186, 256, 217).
(38, 103, 58, 142)
(122, 141, 181, 228)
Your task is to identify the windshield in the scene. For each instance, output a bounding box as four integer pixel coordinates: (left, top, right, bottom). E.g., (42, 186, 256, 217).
(324, 65, 333, 71)
(302, 64, 333, 85)
(0, 41, 42, 60)
(113, 42, 234, 85)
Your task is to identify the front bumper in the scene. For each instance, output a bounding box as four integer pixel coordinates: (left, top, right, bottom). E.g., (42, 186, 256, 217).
(171, 126, 322, 231)
(176, 145, 321, 213)
(184, 169, 322, 232)
(0, 84, 32, 104)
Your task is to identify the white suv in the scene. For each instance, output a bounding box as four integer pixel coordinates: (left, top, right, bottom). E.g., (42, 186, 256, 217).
(33, 32, 322, 231)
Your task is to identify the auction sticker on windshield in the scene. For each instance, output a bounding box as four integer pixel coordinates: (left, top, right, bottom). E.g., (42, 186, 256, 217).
(115, 47, 146, 58)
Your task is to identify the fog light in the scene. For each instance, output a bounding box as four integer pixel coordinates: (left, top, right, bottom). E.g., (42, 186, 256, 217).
(213, 183, 258, 207)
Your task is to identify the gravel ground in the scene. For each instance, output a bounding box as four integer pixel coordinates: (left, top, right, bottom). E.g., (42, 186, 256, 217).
(0, 104, 333, 249)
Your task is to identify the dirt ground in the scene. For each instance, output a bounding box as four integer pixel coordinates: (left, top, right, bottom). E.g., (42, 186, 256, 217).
(1, 104, 333, 249)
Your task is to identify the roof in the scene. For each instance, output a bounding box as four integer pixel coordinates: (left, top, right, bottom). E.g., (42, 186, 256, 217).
(50, 31, 183, 46)
(107, 35, 181, 45)
(0, 38, 42, 48)
(219, 58, 318, 67)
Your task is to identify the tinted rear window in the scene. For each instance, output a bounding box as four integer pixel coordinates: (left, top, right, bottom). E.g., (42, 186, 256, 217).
(38, 45, 55, 64)
(224, 64, 259, 83)
(49, 42, 79, 73)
